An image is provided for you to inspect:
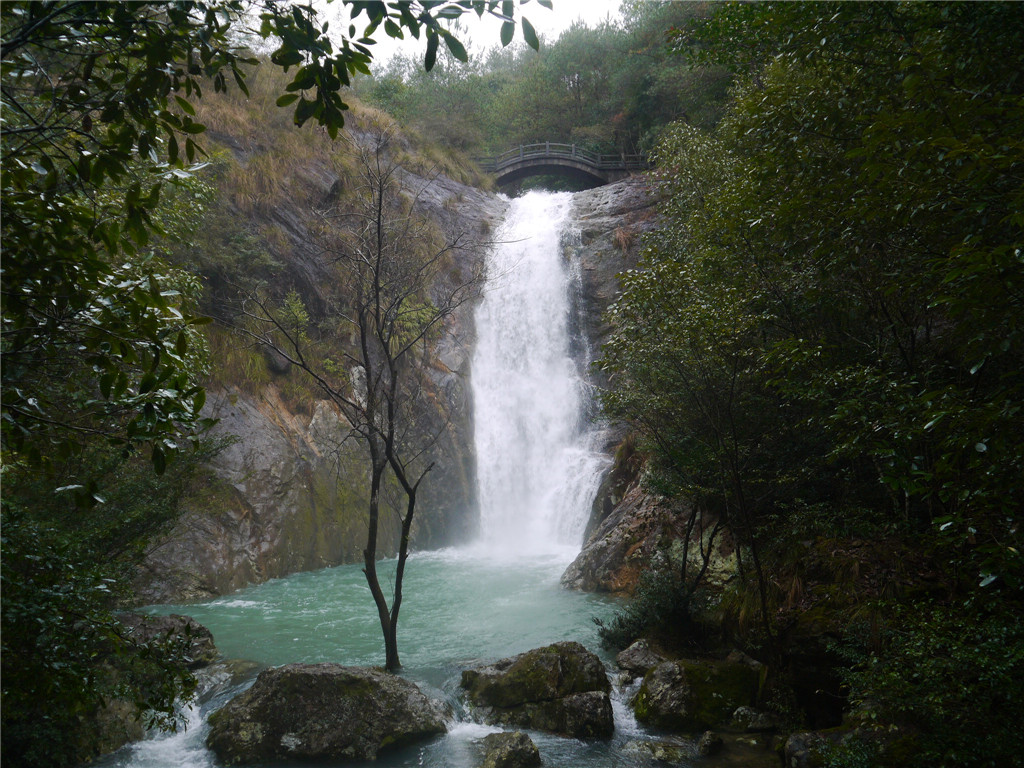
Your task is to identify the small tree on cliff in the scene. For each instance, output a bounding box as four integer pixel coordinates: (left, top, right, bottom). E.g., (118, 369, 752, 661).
(242, 122, 485, 670)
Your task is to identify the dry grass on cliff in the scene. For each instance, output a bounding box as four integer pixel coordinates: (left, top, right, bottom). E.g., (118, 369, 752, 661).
(204, 324, 329, 418)
(192, 59, 490, 215)
(191, 60, 490, 420)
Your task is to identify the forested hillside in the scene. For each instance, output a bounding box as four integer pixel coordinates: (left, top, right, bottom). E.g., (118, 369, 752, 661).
(593, 4, 1024, 765)
(356, 1, 730, 159)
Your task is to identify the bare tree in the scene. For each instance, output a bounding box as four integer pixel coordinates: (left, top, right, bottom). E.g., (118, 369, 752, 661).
(241, 121, 485, 670)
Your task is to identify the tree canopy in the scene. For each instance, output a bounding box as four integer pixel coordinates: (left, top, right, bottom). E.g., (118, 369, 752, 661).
(600, 3, 1024, 762)
(356, 1, 731, 163)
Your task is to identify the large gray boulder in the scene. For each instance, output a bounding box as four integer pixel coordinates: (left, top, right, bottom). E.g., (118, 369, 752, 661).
(616, 638, 665, 682)
(461, 642, 613, 738)
(479, 731, 542, 768)
(632, 659, 763, 733)
(206, 663, 447, 763)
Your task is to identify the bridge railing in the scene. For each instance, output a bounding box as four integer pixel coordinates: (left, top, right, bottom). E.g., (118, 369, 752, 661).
(476, 142, 648, 173)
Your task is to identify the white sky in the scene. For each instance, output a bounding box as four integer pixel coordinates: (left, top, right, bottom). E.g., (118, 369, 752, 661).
(349, 0, 626, 65)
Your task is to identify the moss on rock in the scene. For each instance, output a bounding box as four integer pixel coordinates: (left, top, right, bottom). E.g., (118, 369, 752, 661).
(461, 642, 613, 738)
(632, 658, 762, 733)
(206, 663, 447, 763)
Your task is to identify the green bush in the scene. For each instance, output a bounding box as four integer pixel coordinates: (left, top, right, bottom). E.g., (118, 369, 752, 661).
(839, 601, 1024, 768)
(596, 561, 704, 651)
(0, 440, 224, 767)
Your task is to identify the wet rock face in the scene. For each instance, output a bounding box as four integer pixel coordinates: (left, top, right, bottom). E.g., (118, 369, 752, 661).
(631, 659, 763, 733)
(566, 177, 657, 353)
(461, 642, 613, 738)
(135, 391, 382, 603)
(562, 178, 656, 459)
(627, 734, 779, 768)
(135, 171, 507, 604)
(206, 663, 447, 764)
(561, 483, 694, 594)
(615, 639, 665, 682)
(731, 705, 782, 733)
(479, 731, 541, 768)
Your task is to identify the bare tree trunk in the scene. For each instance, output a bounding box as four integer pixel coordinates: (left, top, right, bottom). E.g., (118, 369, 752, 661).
(362, 447, 401, 670)
(379, 492, 416, 671)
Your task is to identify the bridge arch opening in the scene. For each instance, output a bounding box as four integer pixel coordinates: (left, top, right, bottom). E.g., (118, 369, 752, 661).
(478, 143, 648, 192)
(495, 163, 608, 190)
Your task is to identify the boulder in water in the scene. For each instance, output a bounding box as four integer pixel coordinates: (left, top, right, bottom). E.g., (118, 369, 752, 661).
(461, 641, 613, 738)
(631, 659, 763, 732)
(479, 731, 542, 768)
(616, 638, 665, 682)
(206, 663, 447, 763)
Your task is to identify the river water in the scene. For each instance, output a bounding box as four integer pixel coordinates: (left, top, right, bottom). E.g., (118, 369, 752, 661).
(98, 191, 656, 768)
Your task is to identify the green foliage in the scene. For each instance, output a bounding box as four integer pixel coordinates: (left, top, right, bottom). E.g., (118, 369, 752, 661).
(356, 3, 730, 161)
(278, 289, 312, 347)
(603, 0, 1024, 587)
(1, 0, 245, 473)
(839, 602, 1024, 768)
(818, 735, 880, 768)
(600, 2, 1024, 757)
(595, 561, 700, 651)
(0, 440, 221, 768)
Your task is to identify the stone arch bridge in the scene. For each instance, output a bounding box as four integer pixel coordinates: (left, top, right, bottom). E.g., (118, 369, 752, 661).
(476, 143, 648, 188)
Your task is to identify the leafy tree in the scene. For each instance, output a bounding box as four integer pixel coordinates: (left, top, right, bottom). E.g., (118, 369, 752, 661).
(1, 443, 221, 767)
(839, 601, 1024, 767)
(2, 0, 548, 467)
(356, 2, 730, 163)
(615, 0, 730, 147)
(599, 1, 1024, 746)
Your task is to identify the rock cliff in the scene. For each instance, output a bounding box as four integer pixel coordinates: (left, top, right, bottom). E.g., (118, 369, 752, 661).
(134, 103, 653, 603)
(566, 176, 658, 356)
(135, 113, 507, 603)
(135, 390, 379, 602)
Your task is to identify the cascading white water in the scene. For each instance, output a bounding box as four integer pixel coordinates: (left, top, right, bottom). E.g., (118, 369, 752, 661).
(472, 190, 610, 556)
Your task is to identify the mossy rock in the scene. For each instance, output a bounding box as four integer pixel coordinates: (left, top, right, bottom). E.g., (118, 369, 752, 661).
(632, 659, 763, 733)
(479, 731, 542, 768)
(462, 641, 609, 708)
(206, 663, 447, 763)
(461, 642, 613, 738)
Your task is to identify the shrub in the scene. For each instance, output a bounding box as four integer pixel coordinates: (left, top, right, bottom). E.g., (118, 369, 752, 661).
(596, 560, 706, 651)
(839, 601, 1024, 768)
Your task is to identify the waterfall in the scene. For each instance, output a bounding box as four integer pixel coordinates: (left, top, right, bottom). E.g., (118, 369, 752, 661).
(93, 191, 632, 768)
(471, 191, 610, 556)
